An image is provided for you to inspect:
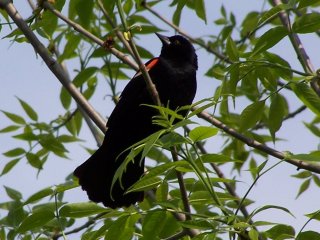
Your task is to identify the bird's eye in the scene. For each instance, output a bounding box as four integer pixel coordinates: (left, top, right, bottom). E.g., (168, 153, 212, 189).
(174, 39, 180, 45)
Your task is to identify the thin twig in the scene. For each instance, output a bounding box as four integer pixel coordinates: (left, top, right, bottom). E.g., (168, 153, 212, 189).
(194, 107, 320, 174)
(27, 0, 36, 11)
(116, 0, 161, 106)
(272, 0, 320, 97)
(52, 47, 106, 143)
(52, 212, 107, 239)
(141, 1, 232, 64)
(96, 0, 134, 57)
(253, 105, 307, 130)
(171, 146, 192, 221)
(42, 1, 139, 71)
(194, 140, 250, 218)
(0, 0, 107, 132)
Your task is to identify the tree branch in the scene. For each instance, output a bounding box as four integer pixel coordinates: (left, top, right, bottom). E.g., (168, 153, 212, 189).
(96, 0, 135, 57)
(272, 0, 320, 97)
(253, 105, 307, 130)
(194, 107, 320, 174)
(116, 0, 161, 106)
(0, 0, 107, 133)
(42, 1, 139, 71)
(46, 0, 161, 106)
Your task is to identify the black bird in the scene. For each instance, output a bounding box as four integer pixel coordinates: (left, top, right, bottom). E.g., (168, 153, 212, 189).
(74, 33, 197, 208)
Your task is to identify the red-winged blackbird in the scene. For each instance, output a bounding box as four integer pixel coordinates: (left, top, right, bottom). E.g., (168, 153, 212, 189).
(74, 33, 197, 208)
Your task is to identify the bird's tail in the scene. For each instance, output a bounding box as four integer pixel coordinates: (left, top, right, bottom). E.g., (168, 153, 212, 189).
(74, 147, 145, 209)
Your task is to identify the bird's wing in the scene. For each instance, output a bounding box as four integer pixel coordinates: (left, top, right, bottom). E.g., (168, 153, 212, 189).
(106, 57, 160, 129)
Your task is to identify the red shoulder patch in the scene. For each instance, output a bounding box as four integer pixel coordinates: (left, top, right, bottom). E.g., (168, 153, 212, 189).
(145, 58, 159, 70)
(134, 58, 159, 78)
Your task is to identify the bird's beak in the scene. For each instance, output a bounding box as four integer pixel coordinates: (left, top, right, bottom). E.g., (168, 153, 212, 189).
(155, 33, 171, 46)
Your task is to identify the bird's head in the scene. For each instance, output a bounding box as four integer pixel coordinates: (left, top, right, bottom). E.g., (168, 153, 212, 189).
(156, 33, 198, 70)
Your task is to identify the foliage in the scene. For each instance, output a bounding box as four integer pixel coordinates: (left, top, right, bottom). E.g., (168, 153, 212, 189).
(1, 0, 320, 239)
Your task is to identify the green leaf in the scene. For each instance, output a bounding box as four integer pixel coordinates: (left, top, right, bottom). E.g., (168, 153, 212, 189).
(296, 179, 311, 199)
(76, 0, 94, 28)
(13, 132, 38, 141)
(233, 222, 251, 230)
(291, 151, 320, 162)
(39, 8, 58, 37)
(265, 224, 295, 239)
(297, 231, 320, 240)
(156, 181, 168, 202)
(249, 160, 268, 177)
(291, 171, 312, 179)
(269, 94, 287, 140)
(263, 52, 292, 80)
(142, 210, 167, 239)
(160, 132, 188, 148)
(147, 146, 170, 163)
(298, 0, 320, 9)
(304, 122, 320, 137)
(305, 210, 320, 221)
(189, 126, 218, 142)
(17, 98, 38, 121)
(0, 125, 21, 133)
(127, 176, 162, 193)
(57, 134, 82, 143)
(39, 134, 68, 155)
(313, 175, 320, 187)
(158, 213, 180, 238)
(293, 12, 320, 33)
(143, 161, 187, 181)
(252, 26, 287, 56)
(172, 0, 187, 26)
(194, 0, 207, 23)
(4, 186, 22, 200)
(55, 181, 78, 193)
(60, 87, 72, 110)
(1, 111, 26, 125)
(249, 229, 259, 240)
(0, 228, 5, 240)
(84, 224, 109, 240)
(291, 82, 320, 117)
(253, 221, 277, 226)
(73, 67, 97, 87)
(226, 36, 239, 61)
(3, 147, 25, 157)
(1, 158, 20, 176)
(26, 153, 43, 169)
(205, 64, 226, 80)
(199, 153, 239, 163)
(6, 201, 27, 227)
(59, 202, 106, 218)
(24, 188, 54, 205)
(239, 100, 265, 131)
(105, 214, 140, 240)
(141, 130, 164, 163)
(250, 205, 294, 219)
(74, 111, 83, 135)
(17, 209, 55, 233)
(123, 0, 133, 14)
(241, 11, 259, 37)
(59, 33, 81, 61)
(179, 219, 214, 230)
(257, 4, 289, 27)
